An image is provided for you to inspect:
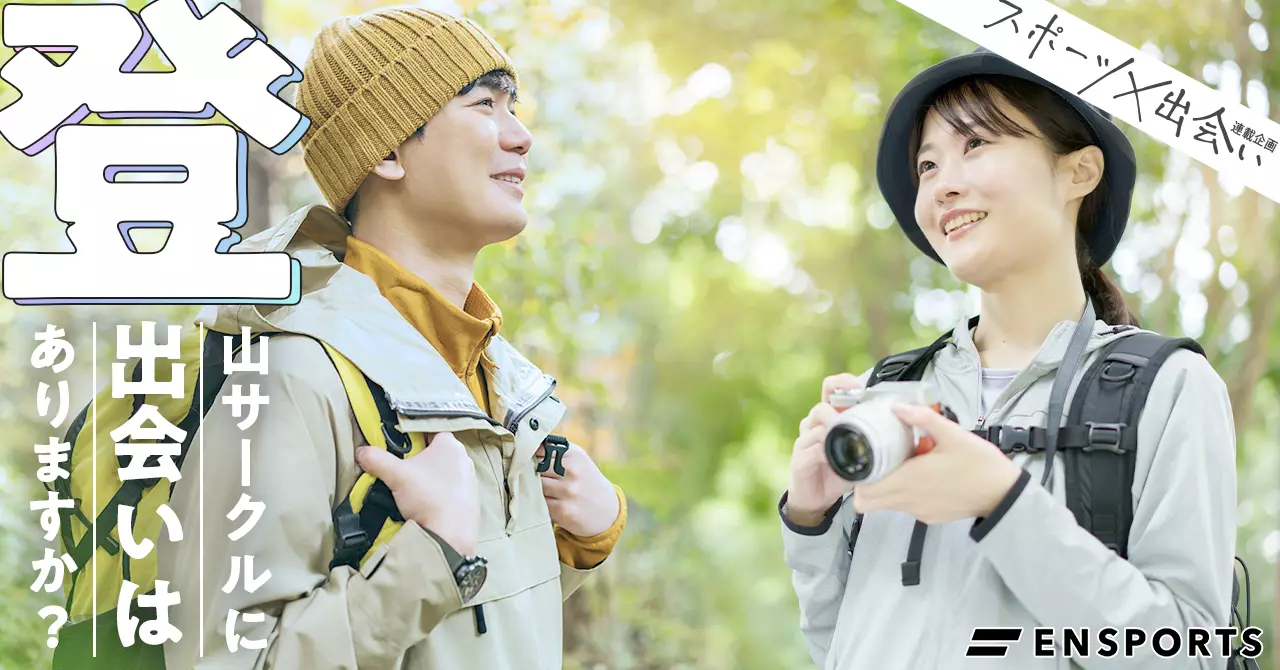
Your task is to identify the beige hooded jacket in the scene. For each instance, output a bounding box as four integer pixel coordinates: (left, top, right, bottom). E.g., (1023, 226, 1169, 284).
(158, 204, 597, 669)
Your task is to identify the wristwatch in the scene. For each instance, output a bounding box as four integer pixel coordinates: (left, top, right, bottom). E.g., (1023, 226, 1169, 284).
(425, 529, 488, 603)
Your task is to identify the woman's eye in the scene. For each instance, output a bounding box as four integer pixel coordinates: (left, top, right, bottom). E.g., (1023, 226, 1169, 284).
(478, 99, 495, 108)
(917, 160, 936, 176)
(966, 137, 987, 150)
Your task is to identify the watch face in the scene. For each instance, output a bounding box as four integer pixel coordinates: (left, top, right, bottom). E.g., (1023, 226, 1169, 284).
(457, 560, 488, 602)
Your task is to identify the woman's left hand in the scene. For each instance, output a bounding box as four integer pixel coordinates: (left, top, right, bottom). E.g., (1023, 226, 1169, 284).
(852, 404, 1025, 525)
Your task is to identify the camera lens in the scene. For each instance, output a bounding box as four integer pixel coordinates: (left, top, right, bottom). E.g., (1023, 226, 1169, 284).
(825, 424, 874, 481)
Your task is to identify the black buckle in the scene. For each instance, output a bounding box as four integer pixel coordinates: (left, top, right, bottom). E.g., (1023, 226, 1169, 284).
(329, 514, 370, 570)
(1084, 422, 1126, 454)
(537, 435, 569, 476)
(997, 426, 1032, 454)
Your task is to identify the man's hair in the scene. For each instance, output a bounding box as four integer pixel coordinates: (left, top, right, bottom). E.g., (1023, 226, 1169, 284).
(343, 69, 519, 223)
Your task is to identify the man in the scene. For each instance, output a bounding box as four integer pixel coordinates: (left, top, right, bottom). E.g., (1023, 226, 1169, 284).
(159, 6, 627, 669)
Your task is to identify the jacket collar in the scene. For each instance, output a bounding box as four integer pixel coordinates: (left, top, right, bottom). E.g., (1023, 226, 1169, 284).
(938, 307, 1140, 377)
(196, 204, 554, 430)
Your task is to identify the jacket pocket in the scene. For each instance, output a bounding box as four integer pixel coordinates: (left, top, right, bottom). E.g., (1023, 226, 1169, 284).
(467, 519, 561, 607)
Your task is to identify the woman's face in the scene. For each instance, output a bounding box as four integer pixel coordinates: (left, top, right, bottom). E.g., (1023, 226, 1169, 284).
(911, 94, 1081, 288)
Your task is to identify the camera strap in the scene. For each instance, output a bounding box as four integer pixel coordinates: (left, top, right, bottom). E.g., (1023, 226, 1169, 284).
(865, 321, 970, 587)
(1040, 299, 1098, 490)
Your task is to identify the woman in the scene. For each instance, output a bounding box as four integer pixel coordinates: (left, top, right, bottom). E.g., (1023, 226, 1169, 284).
(778, 48, 1238, 669)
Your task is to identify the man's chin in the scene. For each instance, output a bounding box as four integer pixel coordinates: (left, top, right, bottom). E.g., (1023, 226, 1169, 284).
(482, 212, 529, 245)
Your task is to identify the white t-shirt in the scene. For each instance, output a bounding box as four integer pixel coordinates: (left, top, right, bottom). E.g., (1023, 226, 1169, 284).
(980, 368, 1019, 417)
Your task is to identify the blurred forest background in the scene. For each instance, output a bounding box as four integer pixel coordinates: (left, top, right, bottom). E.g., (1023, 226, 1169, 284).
(1, 0, 1278, 668)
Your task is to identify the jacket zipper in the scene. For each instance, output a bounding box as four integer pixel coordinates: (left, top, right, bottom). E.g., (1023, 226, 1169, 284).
(976, 361, 1048, 430)
(974, 360, 986, 429)
(497, 377, 557, 527)
(505, 378, 557, 434)
(394, 406, 502, 426)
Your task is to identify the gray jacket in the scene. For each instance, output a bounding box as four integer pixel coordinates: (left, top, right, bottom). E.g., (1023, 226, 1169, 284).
(781, 314, 1238, 669)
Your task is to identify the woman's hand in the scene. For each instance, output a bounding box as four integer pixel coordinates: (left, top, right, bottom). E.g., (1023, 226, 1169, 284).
(785, 373, 863, 526)
(852, 403, 1023, 525)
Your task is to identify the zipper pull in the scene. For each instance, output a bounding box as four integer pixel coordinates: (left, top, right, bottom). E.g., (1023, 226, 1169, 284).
(976, 413, 986, 428)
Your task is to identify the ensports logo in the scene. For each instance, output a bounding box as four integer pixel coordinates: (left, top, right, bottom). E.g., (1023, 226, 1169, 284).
(965, 626, 1265, 659)
(965, 628, 1023, 658)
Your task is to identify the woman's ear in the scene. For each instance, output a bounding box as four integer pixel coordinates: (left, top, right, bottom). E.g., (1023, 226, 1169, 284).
(1063, 145, 1104, 200)
(370, 148, 407, 181)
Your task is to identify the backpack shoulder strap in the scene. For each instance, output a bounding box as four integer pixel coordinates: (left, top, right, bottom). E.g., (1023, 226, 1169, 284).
(1062, 332, 1256, 655)
(867, 345, 934, 386)
(866, 315, 977, 387)
(317, 341, 412, 572)
(1062, 332, 1205, 558)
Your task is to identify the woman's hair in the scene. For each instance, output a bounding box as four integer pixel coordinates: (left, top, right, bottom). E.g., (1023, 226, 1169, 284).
(908, 75, 1139, 327)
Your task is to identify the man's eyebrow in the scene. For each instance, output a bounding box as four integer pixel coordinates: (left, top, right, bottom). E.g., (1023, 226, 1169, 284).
(472, 85, 518, 106)
(474, 79, 518, 97)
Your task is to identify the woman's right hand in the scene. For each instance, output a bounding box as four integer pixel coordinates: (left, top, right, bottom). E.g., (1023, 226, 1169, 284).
(785, 373, 863, 526)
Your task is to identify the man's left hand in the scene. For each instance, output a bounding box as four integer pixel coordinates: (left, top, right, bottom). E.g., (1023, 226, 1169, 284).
(536, 440, 620, 537)
(852, 403, 1024, 525)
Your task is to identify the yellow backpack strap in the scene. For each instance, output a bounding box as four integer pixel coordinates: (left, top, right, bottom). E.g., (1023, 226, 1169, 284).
(316, 342, 425, 571)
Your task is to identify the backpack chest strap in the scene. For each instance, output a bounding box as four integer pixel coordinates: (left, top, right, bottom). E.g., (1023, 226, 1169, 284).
(971, 423, 1127, 456)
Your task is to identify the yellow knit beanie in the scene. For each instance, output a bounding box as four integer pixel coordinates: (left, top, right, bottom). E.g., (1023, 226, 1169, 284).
(294, 6, 517, 215)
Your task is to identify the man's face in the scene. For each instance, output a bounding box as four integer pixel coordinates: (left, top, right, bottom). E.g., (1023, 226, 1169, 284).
(378, 75, 532, 250)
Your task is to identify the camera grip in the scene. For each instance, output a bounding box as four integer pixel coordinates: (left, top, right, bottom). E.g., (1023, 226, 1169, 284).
(913, 403, 959, 455)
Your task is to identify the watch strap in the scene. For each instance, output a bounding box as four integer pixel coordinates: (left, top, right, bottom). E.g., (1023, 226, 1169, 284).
(422, 527, 465, 575)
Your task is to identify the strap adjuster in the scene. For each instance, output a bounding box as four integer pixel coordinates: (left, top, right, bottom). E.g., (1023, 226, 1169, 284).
(1084, 422, 1126, 454)
(877, 360, 910, 380)
(900, 560, 921, 586)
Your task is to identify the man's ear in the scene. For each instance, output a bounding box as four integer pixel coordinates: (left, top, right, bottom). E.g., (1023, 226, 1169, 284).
(1062, 145, 1104, 201)
(370, 148, 406, 181)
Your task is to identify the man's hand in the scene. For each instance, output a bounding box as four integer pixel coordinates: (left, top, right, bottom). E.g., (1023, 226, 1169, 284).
(356, 432, 481, 556)
(535, 441, 620, 537)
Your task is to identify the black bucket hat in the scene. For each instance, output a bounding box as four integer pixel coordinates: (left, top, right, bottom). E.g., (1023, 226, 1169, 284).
(874, 47, 1137, 267)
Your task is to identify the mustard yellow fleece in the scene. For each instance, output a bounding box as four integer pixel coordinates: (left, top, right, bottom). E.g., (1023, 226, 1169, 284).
(344, 236, 626, 569)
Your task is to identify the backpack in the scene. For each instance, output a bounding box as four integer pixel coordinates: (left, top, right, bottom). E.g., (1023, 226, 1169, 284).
(48, 325, 415, 668)
(850, 317, 1257, 669)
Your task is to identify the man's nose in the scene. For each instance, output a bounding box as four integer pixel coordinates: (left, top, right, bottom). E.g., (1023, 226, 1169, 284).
(501, 113, 532, 156)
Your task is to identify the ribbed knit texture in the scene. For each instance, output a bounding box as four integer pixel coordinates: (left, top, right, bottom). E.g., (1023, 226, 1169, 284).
(294, 7, 517, 215)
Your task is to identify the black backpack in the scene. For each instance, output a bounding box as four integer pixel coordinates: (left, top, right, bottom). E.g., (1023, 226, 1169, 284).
(849, 317, 1256, 668)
